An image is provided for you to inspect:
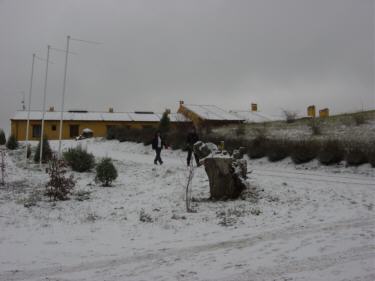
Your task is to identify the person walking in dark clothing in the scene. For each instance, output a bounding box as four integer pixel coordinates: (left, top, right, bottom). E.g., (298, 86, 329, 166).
(186, 127, 200, 166)
(152, 131, 165, 165)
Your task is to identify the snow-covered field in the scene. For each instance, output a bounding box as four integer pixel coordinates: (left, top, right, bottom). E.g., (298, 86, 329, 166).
(0, 139, 374, 281)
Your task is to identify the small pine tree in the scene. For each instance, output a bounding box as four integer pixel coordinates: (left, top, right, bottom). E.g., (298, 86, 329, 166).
(159, 110, 171, 134)
(0, 129, 6, 145)
(45, 155, 75, 201)
(6, 135, 18, 150)
(95, 158, 118, 187)
(63, 146, 95, 172)
(34, 137, 52, 163)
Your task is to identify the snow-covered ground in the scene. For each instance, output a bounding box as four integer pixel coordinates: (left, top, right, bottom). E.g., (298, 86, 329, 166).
(0, 139, 374, 281)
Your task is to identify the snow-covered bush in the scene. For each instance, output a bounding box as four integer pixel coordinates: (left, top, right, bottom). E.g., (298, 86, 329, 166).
(290, 139, 319, 164)
(266, 139, 289, 162)
(63, 146, 95, 172)
(45, 156, 75, 201)
(6, 135, 18, 150)
(318, 140, 344, 165)
(95, 157, 118, 186)
(34, 137, 52, 163)
(0, 129, 6, 145)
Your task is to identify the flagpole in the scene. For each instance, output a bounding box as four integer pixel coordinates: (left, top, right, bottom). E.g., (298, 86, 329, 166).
(58, 35, 70, 159)
(25, 53, 35, 164)
(39, 45, 50, 166)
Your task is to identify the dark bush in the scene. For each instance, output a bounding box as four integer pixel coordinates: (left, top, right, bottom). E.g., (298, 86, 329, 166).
(352, 112, 367, 126)
(235, 124, 246, 136)
(283, 110, 298, 123)
(222, 138, 247, 154)
(318, 140, 344, 165)
(367, 144, 375, 168)
(34, 137, 52, 163)
(63, 146, 95, 172)
(107, 127, 156, 144)
(290, 139, 319, 164)
(95, 157, 118, 186)
(159, 110, 171, 134)
(266, 139, 289, 162)
(165, 129, 187, 150)
(27, 144, 32, 159)
(345, 145, 368, 166)
(247, 136, 268, 159)
(309, 119, 322, 135)
(0, 129, 6, 145)
(45, 155, 75, 201)
(6, 135, 18, 150)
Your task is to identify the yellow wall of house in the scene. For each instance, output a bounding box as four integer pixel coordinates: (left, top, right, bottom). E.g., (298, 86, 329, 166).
(177, 105, 203, 128)
(10, 120, 162, 141)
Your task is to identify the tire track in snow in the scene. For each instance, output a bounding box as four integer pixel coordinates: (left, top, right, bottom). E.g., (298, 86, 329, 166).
(2, 218, 374, 281)
(211, 245, 375, 281)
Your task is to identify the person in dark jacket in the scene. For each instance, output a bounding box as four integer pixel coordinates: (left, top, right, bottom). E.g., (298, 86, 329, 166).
(152, 131, 165, 165)
(186, 127, 200, 166)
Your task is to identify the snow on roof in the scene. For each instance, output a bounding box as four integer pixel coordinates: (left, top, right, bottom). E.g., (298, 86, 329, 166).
(230, 110, 279, 123)
(182, 104, 244, 121)
(11, 111, 190, 123)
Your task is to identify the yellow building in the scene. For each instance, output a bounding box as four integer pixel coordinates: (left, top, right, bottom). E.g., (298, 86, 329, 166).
(11, 109, 190, 141)
(307, 105, 316, 118)
(319, 108, 329, 118)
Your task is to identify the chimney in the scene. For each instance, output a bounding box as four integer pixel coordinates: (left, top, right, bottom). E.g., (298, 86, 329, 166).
(251, 103, 258, 112)
(108, 107, 114, 113)
(49, 106, 54, 112)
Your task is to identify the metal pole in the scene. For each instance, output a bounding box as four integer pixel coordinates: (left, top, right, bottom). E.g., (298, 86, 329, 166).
(39, 45, 50, 166)
(25, 54, 35, 164)
(58, 35, 70, 159)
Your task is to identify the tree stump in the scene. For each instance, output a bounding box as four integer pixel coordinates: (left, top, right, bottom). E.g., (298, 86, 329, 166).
(194, 141, 248, 199)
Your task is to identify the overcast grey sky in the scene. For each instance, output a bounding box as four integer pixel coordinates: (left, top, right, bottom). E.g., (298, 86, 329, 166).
(0, 0, 374, 133)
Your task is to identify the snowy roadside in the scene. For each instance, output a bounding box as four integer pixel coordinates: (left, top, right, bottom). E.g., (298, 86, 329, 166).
(0, 139, 374, 281)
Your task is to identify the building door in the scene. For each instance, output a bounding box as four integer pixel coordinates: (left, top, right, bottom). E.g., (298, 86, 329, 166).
(32, 125, 41, 138)
(69, 125, 79, 138)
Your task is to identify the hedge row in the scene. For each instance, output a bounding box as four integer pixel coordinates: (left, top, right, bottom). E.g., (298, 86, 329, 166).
(107, 128, 375, 167)
(241, 136, 374, 167)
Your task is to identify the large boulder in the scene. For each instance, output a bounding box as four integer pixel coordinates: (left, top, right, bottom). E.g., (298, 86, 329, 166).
(194, 142, 248, 199)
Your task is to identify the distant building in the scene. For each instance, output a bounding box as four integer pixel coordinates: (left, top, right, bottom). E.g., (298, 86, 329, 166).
(11, 102, 247, 140)
(10, 109, 189, 141)
(177, 101, 244, 128)
(229, 110, 274, 123)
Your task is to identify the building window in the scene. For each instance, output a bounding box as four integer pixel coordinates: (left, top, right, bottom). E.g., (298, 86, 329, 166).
(51, 125, 57, 131)
(32, 125, 41, 138)
(69, 125, 79, 138)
